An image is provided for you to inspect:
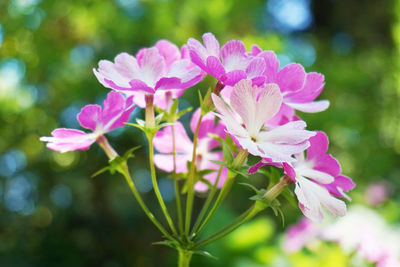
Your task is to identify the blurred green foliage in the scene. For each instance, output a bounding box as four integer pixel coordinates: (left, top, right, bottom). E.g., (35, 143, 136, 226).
(0, 0, 399, 266)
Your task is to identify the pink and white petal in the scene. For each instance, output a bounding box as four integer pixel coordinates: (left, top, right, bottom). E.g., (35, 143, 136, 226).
(277, 63, 306, 92)
(313, 154, 341, 178)
(250, 45, 262, 56)
(155, 77, 182, 90)
(206, 56, 226, 79)
(105, 103, 135, 132)
(285, 72, 325, 103)
(166, 59, 205, 86)
(128, 79, 155, 93)
(153, 122, 193, 154)
(40, 128, 95, 153)
(259, 51, 279, 83)
(295, 177, 346, 222)
(114, 52, 141, 79)
(246, 57, 266, 80)
(258, 121, 315, 144)
(307, 131, 329, 159)
(300, 168, 335, 184)
(202, 32, 220, 58)
(137, 47, 166, 86)
(77, 104, 102, 131)
(187, 38, 208, 63)
(95, 60, 131, 89)
(256, 141, 310, 163)
(155, 40, 181, 68)
(229, 79, 258, 132)
(212, 93, 248, 137)
(255, 83, 284, 127)
(286, 100, 330, 113)
(323, 175, 355, 198)
(266, 103, 295, 127)
(221, 70, 247, 86)
(154, 154, 190, 173)
(283, 162, 297, 181)
(101, 91, 126, 126)
(220, 85, 233, 104)
(93, 68, 114, 89)
(221, 40, 248, 72)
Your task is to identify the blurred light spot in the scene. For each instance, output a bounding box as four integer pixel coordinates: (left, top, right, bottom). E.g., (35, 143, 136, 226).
(0, 149, 27, 177)
(159, 177, 175, 201)
(8, 0, 42, 16)
(69, 45, 94, 67)
(267, 0, 312, 32)
(16, 84, 38, 108)
(132, 169, 152, 193)
(25, 8, 45, 30)
(5, 174, 36, 215)
(50, 184, 73, 207)
(0, 24, 3, 48)
(115, 0, 144, 19)
(226, 217, 274, 249)
(277, 53, 292, 68)
(0, 58, 26, 95)
(60, 104, 81, 128)
(287, 38, 316, 67)
(32, 206, 52, 228)
(332, 32, 354, 56)
(52, 151, 77, 168)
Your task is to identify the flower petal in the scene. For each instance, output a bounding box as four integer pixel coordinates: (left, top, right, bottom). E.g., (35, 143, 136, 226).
(136, 47, 166, 87)
(221, 40, 248, 72)
(40, 128, 96, 153)
(259, 51, 279, 83)
(277, 63, 306, 92)
(153, 122, 193, 154)
(202, 32, 220, 58)
(77, 104, 102, 131)
(286, 100, 330, 113)
(155, 40, 181, 68)
(285, 72, 325, 103)
(295, 176, 346, 222)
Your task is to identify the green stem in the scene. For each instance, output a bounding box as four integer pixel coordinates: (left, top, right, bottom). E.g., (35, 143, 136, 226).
(184, 113, 203, 235)
(96, 136, 175, 241)
(120, 162, 176, 242)
(172, 124, 184, 234)
(178, 249, 193, 267)
(192, 175, 292, 249)
(193, 149, 249, 238)
(190, 166, 223, 236)
(148, 135, 178, 237)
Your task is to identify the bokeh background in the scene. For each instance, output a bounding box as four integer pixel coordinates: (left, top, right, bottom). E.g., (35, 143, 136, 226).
(1, 0, 400, 266)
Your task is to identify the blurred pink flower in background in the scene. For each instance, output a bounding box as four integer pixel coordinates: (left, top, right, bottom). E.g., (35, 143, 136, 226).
(40, 91, 135, 152)
(284, 206, 400, 267)
(153, 109, 227, 192)
(365, 182, 391, 206)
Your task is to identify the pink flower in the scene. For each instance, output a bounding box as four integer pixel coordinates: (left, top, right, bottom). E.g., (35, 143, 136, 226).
(212, 79, 315, 163)
(245, 47, 329, 125)
(250, 131, 355, 222)
(187, 33, 266, 86)
(94, 40, 204, 109)
(153, 109, 227, 192)
(283, 217, 320, 253)
(40, 91, 135, 152)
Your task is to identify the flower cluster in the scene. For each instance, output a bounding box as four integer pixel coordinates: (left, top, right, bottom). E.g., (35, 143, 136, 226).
(283, 206, 400, 267)
(41, 32, 355, 223)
